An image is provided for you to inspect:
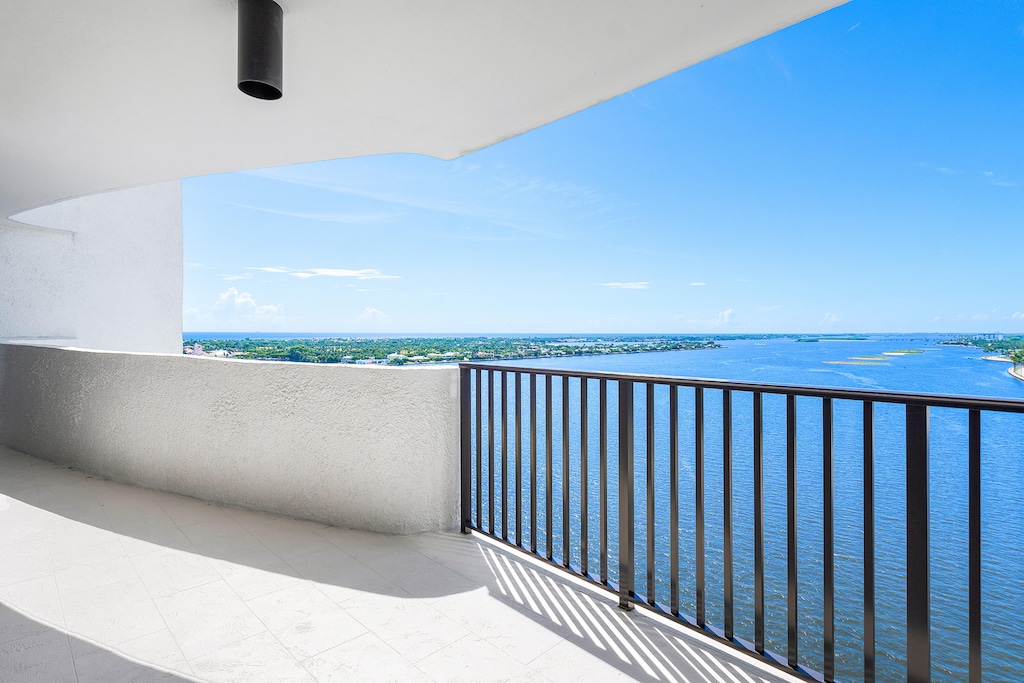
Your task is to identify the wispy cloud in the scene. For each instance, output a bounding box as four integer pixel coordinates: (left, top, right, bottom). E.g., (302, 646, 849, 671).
(983, 170, 1020, 187)
(919, 162, 959, 175)
(221, 273, 252, 281)
(848, 21, 861, 31)
(600, 282, 650, 290)
(245, 165, 627, 240)
(184, 262, 203, 269)
(973, 313, 989, 321)
(716, 309, 735, 325)
(689, 282, 707, 287)
(247, 266, 398, 280)
(359, 307, 386, 320)
(821, 312, 841, 326)
(1012, 312, 1024, 321)
(231, 203, 403, 225)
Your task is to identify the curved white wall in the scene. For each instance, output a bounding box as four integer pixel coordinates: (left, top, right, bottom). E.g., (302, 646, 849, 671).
(0, 344, 461, 534)
(1, 181, 182, 354)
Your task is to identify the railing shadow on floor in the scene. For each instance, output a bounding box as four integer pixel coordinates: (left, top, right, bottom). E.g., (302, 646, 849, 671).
(411, 529, 794, 683)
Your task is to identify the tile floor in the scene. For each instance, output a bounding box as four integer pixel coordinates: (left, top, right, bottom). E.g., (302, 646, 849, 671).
(0, 445, 803, 682)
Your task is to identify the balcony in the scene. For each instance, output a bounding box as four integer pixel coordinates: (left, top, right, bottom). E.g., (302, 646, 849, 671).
(0, 444, 801, 682)
(3, 343, 1023, 680)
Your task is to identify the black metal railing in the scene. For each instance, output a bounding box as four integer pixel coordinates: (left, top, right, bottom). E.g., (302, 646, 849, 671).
(459, 363, 1024, 682)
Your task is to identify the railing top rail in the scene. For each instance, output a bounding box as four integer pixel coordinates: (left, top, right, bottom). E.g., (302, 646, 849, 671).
(458, 361, 1024, 413)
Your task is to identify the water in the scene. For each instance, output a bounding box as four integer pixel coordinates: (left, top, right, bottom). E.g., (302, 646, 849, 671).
(473, 336, 1024, 682)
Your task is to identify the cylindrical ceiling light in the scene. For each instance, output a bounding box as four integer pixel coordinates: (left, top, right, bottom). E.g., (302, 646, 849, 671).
(237, 0, 283, 100)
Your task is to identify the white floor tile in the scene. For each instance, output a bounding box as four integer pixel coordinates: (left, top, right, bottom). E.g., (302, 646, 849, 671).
(246, 583, 367, 660)
(190, 631, 315, 683)
(300, 631, 433, 683)
(154, 580, 266, 660)
(342, 590, 470, 662)
(62, 577, 166, 646)
(0, 629, 77, 682)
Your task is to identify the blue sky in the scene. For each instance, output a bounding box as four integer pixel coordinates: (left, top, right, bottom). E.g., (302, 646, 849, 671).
(184, 0, 1024, 335)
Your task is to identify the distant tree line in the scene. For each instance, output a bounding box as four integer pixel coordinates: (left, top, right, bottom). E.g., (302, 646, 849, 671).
(182, 335, 721, 365)
(940, 336, 1024, 371)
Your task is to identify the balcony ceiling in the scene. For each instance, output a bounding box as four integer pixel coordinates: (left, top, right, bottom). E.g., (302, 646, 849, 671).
(0, 0, 845, 218)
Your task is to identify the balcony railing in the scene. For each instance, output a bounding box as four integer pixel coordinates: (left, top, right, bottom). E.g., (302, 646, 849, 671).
(459, 363, 1024, 682)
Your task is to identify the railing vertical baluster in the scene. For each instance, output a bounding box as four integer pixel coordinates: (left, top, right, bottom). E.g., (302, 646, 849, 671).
(723, 389, 733, 640)
(530, 373, 537, 554)
(476, 369, 482, 530)
(823, 397, 835, 682)
(670, 385, 679, 616)
(488, 370, 495, 535)
(581, 378, 589, 576)
(455, 363, 1014, 683)
(969, 409, 982, 683)
(501, 371, 508, 541)
(863, 400, 876, 683)
(618, 380, 635, 610)
(546, 374, 553, 561)
(754, 391, 764, 653)
(515, 372, 522, 547)
(600, 379, 609, 585)
(460, 368, 472, 533)
(562, 375, 571, 567)
(647, 382, 656, 605)
(695, 386, 706, 628)
(787, 393, 798, 669)
(906, 404, 930, 683)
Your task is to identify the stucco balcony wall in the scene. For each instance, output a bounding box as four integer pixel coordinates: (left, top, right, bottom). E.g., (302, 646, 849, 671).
(0, 343, 460, 534)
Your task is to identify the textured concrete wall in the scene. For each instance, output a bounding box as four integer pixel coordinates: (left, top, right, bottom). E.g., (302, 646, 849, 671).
(0, 344, 461, 534)
(2, 181, 182, 354)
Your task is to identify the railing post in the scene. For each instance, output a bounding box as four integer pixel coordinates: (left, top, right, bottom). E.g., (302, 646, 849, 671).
(906, 404, 930, 683)
(618, 379, 635, 611)
(969, 409, 982, 683)
(787, 393, 798, 669)
(460, 367, 472, 534)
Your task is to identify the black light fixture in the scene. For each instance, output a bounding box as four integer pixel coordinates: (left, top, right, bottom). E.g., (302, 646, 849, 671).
(237, 0, 283, 100)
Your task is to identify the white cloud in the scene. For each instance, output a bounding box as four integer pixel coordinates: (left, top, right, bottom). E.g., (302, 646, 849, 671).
(248, 266, 398, 280)
(716, 309, 734, 325)
(848, 21, 861, 31)
(1013, 312, 1024, 321)
(600, 282, 650, 290)
(821, 312, 841, 326)
(214, 287, 283, 318)
(359, 307, 386, 320)
(972, 313, 989, 321)
(932, 316, 941, 322)
(184, 262, 203, 269)
(221, 273, 252, 281)
(689, 282, 707, 287)
(183, 307, 199, 318)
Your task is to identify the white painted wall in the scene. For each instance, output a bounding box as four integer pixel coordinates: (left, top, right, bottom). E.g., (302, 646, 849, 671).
(2, 182, 182, 354)
(0, 344, 461, 534)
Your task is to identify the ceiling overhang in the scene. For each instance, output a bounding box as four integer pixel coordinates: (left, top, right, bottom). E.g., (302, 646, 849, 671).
(0, 0, 847, 218)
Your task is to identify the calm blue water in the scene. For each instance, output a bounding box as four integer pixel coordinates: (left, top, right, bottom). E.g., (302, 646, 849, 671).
(470, 337, 1024, 682)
